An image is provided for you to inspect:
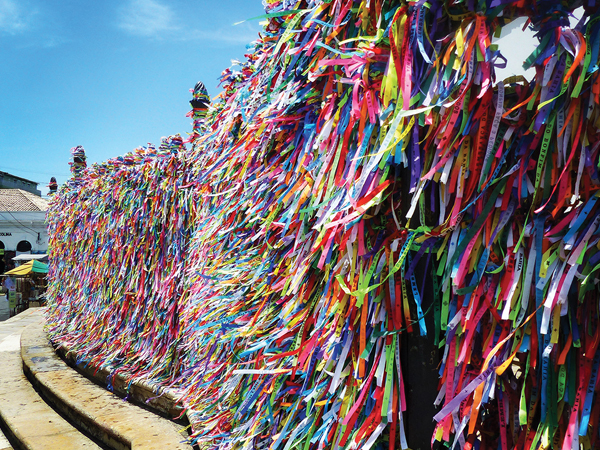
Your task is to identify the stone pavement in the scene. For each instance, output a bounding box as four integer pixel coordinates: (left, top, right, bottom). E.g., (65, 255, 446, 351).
(21, 321, 191, 450)
(0, 307, 192, 449)
(0, 308, 102, 449)
(0, 294, 9, 322)
(0, 308, 45, 450)
(0, 306, 41, 351)
(0, 430, 11, 449)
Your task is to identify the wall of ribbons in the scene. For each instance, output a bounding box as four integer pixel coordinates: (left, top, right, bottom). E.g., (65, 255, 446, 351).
(47, 1, 600, 449)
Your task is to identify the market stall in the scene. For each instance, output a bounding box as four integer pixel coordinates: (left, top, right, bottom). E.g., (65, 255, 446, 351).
(3, 260, 48, 315)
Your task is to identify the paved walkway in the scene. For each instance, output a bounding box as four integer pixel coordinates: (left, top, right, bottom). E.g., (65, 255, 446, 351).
(0, 431, 10, 449)
(0, 307, 42, 351)
(0, 307, 44, 450)
(0, 296, 15, 449)
(0, 308, 191, 449)
(0, 294, 9, 322)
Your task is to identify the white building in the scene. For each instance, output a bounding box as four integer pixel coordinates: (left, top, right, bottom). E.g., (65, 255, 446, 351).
(0, 189, 48, 256)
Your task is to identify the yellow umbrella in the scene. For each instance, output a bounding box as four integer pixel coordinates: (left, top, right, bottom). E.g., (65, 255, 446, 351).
(5, 260, 48, 276)
(5, 261, 34, 276)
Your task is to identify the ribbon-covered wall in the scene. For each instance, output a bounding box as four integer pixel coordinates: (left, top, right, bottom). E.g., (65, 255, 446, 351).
(46, 137, 196, 385)
(46, 0, 600, 449)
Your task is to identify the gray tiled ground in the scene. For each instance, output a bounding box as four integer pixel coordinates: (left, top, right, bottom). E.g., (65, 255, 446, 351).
(0, 308, 44, 349)
(0, 308, 43, 344)
(0, 295, 8, 322)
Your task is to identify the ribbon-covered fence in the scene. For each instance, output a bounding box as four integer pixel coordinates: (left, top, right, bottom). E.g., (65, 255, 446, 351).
(46, 1, 600, 449)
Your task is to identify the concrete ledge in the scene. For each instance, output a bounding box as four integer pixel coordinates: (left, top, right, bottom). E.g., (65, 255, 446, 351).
(21, 322, 192, 450)
(54, 344, 184, 420)
(0, 315, 101, 450)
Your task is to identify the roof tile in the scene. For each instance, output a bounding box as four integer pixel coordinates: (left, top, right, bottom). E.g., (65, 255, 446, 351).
(0, 189, 48, 212)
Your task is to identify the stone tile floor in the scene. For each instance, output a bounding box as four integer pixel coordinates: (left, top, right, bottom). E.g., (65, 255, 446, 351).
(0, 295, 8, 322)
(0, 429, 10, 449)
(0, 307, 42, 349)
(0, 435, 10, 449)
(0, 307, 44, 450)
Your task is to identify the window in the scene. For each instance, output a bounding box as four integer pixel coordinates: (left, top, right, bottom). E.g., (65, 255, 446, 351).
(16, 240, 32, 252)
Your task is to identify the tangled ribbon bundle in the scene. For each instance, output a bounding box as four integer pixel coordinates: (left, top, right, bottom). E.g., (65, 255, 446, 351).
(69, 145, 87, 181)
(46, 0, 600, 449)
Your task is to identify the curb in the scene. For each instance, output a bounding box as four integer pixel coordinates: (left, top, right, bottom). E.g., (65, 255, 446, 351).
(0, 310, 102, 450)
(54, 344, 185, 420)
(21, 322, 192, 450)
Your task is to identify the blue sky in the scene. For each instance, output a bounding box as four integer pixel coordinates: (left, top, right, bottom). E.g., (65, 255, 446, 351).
(0, 2, 563, 197)
(0, 0, 265, 194)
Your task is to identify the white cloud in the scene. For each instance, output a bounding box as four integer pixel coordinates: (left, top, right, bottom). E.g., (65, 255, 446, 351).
(0, 0, 35, 35)
(117, 0, 178, 37)
(185, 23, 259, 46)
(116, 0, 260, 45)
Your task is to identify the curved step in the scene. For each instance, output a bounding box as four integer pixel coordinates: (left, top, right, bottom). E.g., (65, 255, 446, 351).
(0, 310, 102, 450)
(54, 344, 184, 420)
(21, 322, 192, 450)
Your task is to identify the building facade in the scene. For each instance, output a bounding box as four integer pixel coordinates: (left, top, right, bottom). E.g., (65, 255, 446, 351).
(0, 172, 41, 196)
(0, 211, 48, 253)
(0, 189, 48, 273)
